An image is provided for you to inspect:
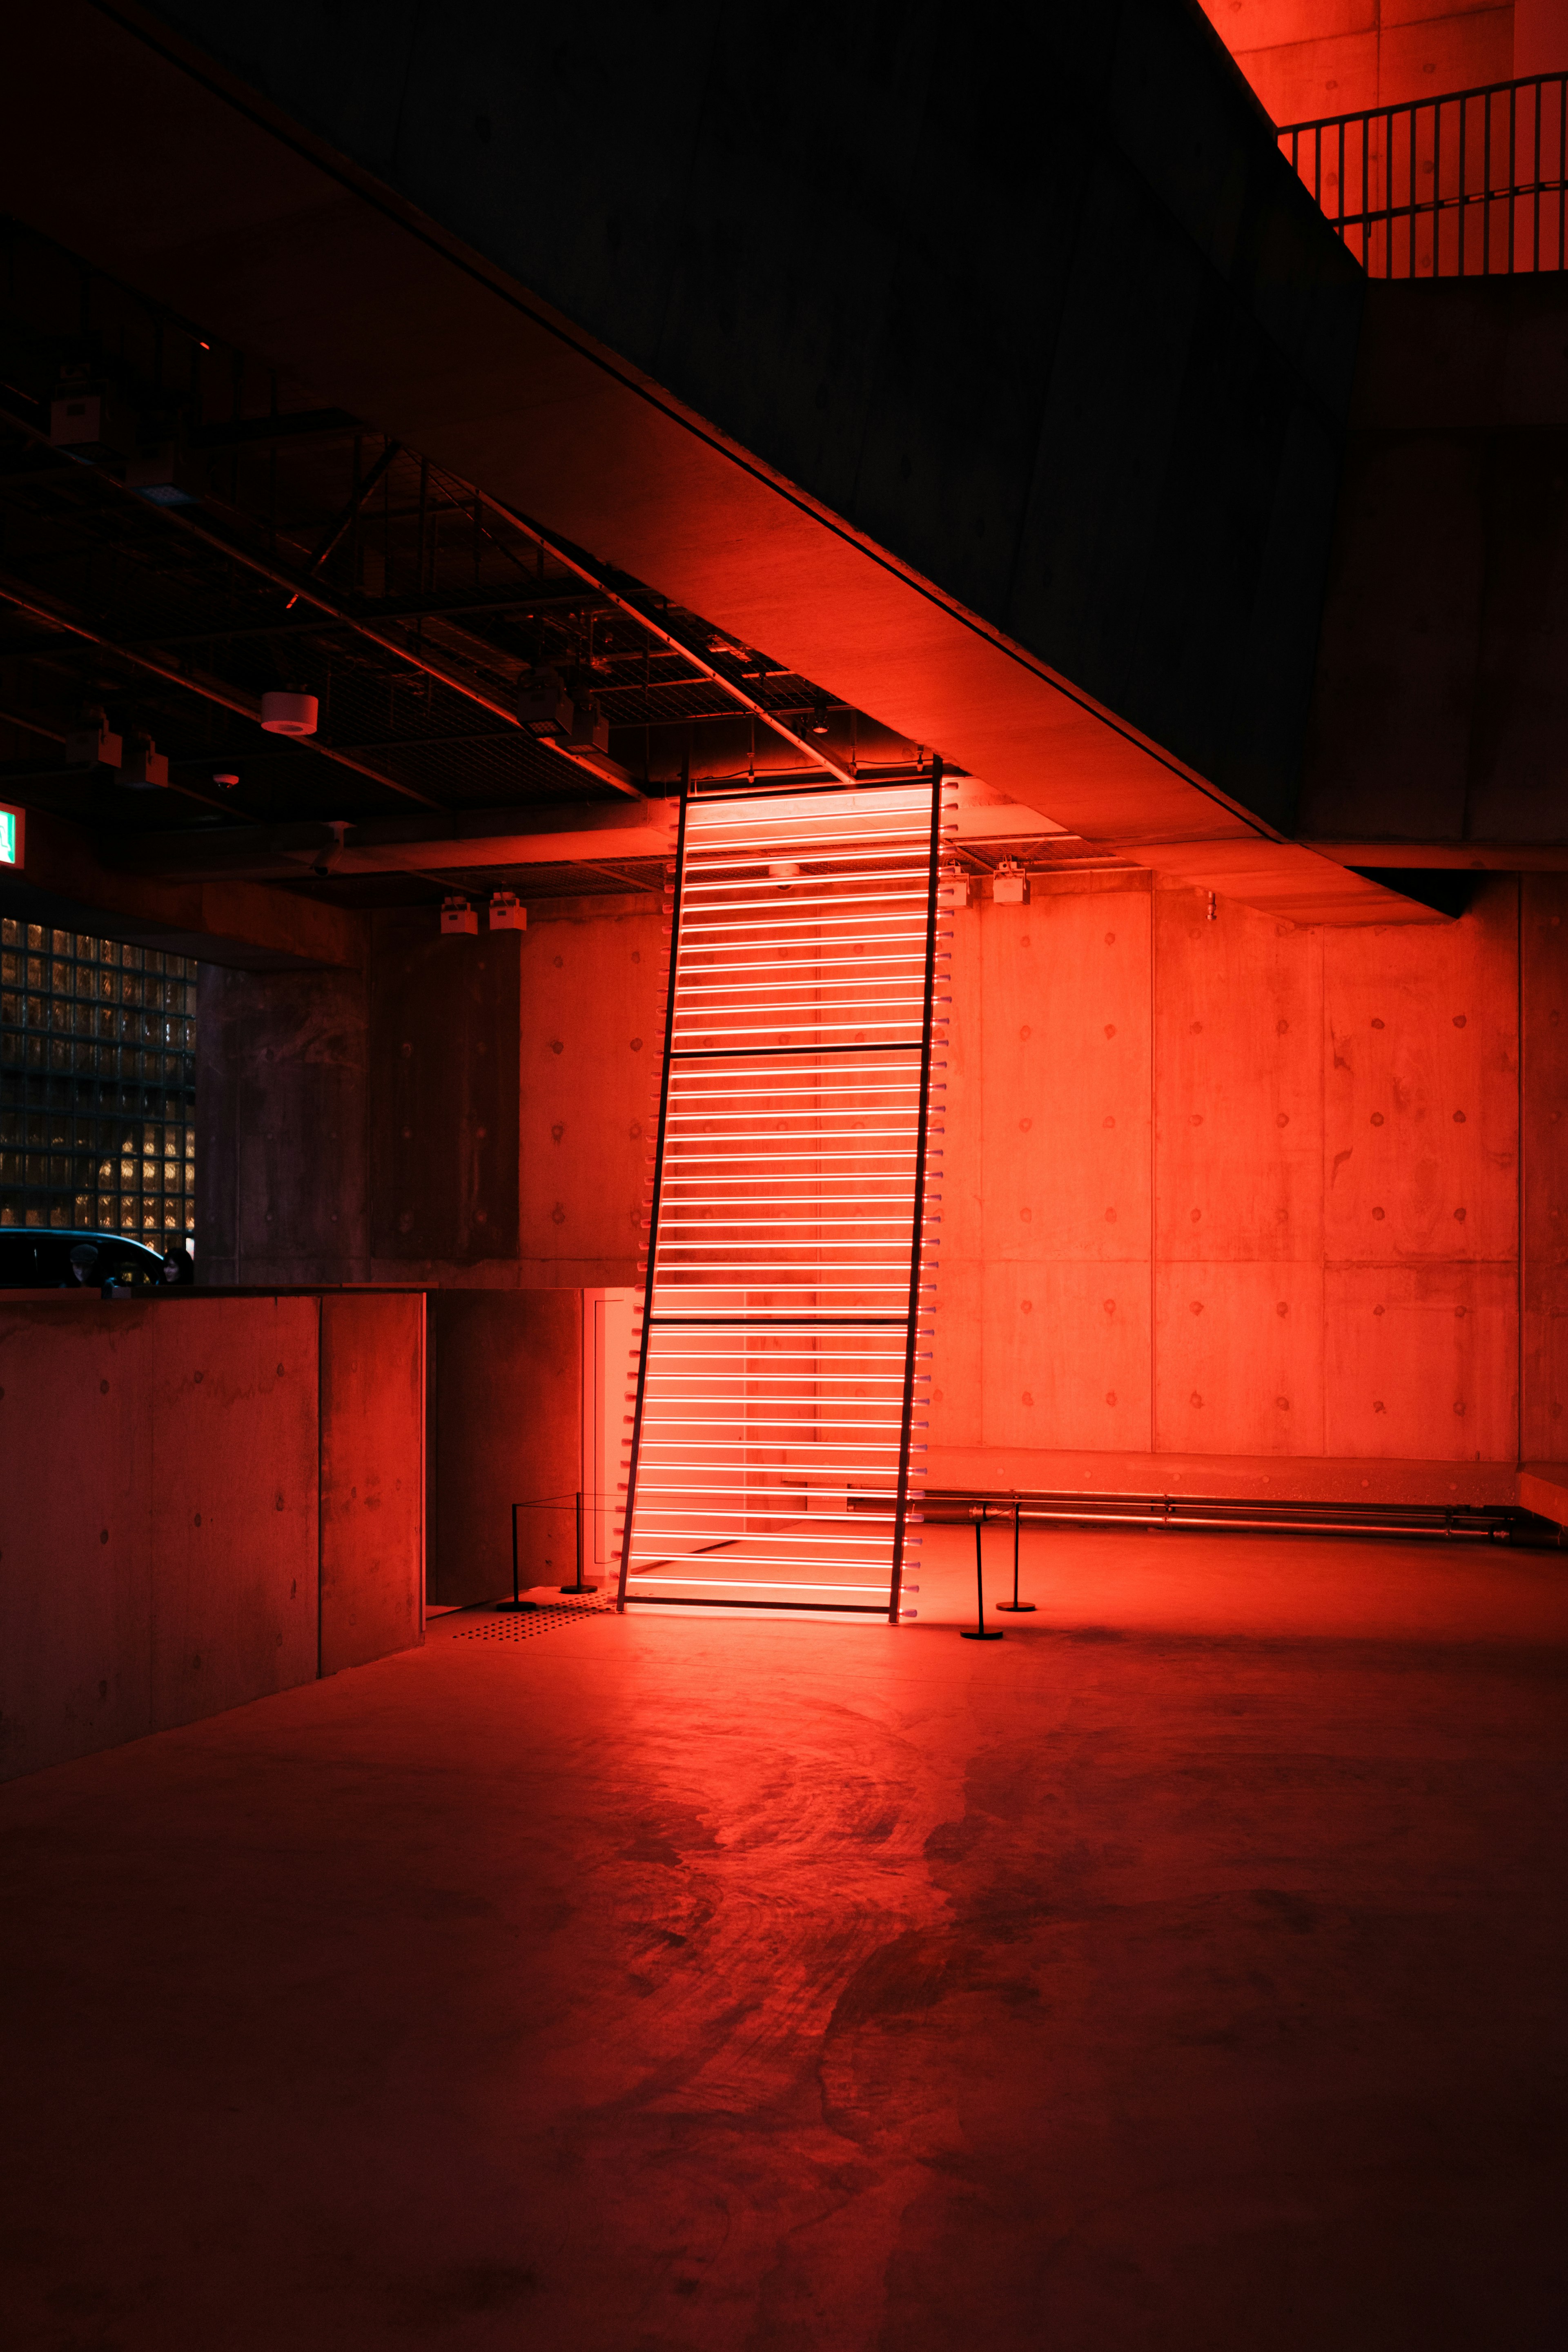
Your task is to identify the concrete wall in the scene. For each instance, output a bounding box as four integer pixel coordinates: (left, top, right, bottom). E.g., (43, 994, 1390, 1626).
(320, 1291, 426, 1672)
(427, 1290, 582, 1606)
(1301, 275, 1568, 848)
(1199, 2, 1568, 123)
(1522, 875, 1568, 1456)
(202, 914, 527, 1290)
(516, 900, 665, 1292)
(199, 962, 372, 1285)
(930, 870, 1561, 1490)
(410, 880, 1557, 1499)
(369, 914, 520, 1272)
(197, 893, 665, 1301)
(0, 1290, 424, 1780)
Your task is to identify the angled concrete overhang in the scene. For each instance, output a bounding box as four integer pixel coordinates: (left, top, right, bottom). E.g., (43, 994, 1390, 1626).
(0, 2, 1440, 925)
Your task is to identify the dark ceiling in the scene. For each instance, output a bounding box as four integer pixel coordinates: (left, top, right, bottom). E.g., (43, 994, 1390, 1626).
(0, 214, 972, 907)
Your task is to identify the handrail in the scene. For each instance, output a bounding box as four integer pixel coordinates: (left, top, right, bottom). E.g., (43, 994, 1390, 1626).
(1279, 71, 1568, 276)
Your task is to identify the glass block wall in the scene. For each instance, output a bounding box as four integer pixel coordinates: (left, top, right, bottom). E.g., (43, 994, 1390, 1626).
(0, 917, 197, 1239)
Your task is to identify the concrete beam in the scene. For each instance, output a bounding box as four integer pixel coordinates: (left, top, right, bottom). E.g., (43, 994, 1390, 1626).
(2, 804, 364, 969)
(100, 784, 1070, 883)
(0, 3, 1427, 927)
(106, 798, 679, 883)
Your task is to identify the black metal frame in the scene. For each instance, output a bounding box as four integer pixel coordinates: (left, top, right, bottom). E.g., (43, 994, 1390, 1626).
(888, 757, 944, 1626)
(617, 762, 946, 1621)
(615, 782, 689, 1610)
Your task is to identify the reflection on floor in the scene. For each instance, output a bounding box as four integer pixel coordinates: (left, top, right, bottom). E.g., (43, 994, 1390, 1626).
(5, 1525, 1567, 2350)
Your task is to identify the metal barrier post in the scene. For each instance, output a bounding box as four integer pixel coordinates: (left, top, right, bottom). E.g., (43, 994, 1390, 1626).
(496, 1501, 537, 1614)
(559, 1490, 595, 1595)
(960, 1510, 1003, 1641)
(995, 1490, 1036, 1613)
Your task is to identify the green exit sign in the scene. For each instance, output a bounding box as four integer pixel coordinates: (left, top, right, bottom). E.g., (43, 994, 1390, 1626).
(0, 803, 21, 868)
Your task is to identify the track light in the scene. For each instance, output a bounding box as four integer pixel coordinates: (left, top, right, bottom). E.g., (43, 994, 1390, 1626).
(488, 890, 527, 931)
(64, 715, 122, 771)
(118, 734, 169, 790)
(439, 895, 478, 937)
(809, 696, 830, 735)
(126, 445, 205, 507)
(516, 664, 574, 739)
(312, 821, 350, 878)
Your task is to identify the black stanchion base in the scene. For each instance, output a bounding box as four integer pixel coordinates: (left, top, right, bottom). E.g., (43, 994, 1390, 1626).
(994, 1600, 1037, 1613)
(494, 1600, 539, 1614)
(960, 1626, 1004, 1640)
(558, 1581, 600, 1596)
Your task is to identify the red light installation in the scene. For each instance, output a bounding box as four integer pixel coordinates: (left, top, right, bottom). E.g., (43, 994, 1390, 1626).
(617, 770, 956, 1619)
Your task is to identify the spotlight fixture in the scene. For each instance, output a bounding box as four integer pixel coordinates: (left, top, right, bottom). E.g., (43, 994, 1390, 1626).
(118, 735, 169, 790)
(569, 699, 610, 755)
(439, 895, 478, 937)
(808, 695, 830, 735)
(992, 858, 1026, 904)
(125, 445, 204, 507)
(260, 690, 318, 737)
(312, 821, 350, 878)
(213, 771, 240, 790)
(48, 377, 132, 461)
(64, 714, 123, 771)
(516, 664, 574, 739)
(941, 874, 971, 908)
(488, 890, 527, 931)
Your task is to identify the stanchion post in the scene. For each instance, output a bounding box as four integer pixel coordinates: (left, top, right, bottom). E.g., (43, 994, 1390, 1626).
(995, 1489, 1036, 1613)
(559, 1488, 596, 1595)
(497, 1500, 537, 1613)
(960, 1509, 1003, 1640)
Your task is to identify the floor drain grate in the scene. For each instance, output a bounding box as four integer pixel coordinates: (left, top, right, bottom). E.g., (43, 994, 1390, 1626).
(449, 1600, 614, 1642)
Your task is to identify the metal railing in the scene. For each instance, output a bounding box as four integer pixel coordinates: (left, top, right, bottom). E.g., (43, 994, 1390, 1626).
(1280, 72, 1568, 276)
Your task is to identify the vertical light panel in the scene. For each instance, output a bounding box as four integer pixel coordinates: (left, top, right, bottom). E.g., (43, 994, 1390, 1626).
(618, 771, 954, 1617)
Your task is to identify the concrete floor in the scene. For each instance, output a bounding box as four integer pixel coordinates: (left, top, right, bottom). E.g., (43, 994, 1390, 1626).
(4, 1525, 1567, 2351)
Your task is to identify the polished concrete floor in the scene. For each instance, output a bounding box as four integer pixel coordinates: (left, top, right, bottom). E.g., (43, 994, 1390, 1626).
(4, 1524, 1568, 2351)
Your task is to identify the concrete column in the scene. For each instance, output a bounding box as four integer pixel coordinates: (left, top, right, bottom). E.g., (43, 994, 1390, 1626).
(368, 911, 521, 1277)
(197, 961, 371, 1286)
(1516, 0, 1568, 76)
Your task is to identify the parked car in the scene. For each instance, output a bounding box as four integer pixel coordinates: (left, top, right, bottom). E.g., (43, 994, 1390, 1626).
(0, 1229, 167, 1288)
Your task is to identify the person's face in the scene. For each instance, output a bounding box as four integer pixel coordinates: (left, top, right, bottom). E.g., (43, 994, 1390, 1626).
(162, 1260, 180, 1282)
(71, 1260, 94, 1284)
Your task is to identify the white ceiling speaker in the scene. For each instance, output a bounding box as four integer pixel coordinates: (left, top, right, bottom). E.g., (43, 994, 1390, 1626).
(260, 690, 318, 737)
